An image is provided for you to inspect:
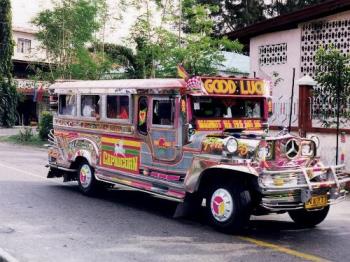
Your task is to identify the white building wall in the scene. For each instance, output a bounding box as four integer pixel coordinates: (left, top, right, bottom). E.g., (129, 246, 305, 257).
(12, 29, 48, 63)
(250, 28, 302, 128)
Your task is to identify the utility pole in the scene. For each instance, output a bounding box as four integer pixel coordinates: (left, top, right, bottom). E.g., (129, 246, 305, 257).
(336, 62, 341, 165)
(178, 0, 182, 48)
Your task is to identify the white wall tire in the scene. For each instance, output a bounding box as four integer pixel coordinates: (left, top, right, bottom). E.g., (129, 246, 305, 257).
(206, 182, 251, 234)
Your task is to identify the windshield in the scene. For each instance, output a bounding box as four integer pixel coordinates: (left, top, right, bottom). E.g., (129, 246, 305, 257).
(192, 97, 263, 119)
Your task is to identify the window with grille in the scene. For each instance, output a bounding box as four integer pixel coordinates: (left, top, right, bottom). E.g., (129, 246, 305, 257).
(258, 43, 287, 66)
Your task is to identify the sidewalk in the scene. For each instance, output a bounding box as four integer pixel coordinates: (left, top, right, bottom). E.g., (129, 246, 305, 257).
(0, 126, 37, 137)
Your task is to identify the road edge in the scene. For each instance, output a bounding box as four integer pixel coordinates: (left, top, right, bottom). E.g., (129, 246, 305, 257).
(0, 248, 18, 262)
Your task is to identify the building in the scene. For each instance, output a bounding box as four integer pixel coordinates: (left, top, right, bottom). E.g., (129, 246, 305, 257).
(12, 26, 50, 126)
(227, 0, 350, 165)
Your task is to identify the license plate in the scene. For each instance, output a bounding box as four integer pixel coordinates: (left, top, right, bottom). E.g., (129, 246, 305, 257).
(305, 195, 328, 209)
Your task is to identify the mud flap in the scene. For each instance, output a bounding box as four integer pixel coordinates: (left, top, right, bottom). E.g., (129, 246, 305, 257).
(173, 194, 202, 218)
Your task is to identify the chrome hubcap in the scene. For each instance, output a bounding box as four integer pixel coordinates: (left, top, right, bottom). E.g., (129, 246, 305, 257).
(80, 164, 92, 188)
(210, 188, 234, 222)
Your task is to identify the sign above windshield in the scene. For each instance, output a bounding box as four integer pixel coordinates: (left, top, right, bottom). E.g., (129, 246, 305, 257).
(200, 77, 269, 96)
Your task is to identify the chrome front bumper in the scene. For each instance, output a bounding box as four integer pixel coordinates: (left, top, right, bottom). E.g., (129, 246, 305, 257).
(258, 165, 350, 211)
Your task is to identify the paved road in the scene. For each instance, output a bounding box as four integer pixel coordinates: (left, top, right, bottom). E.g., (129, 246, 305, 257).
(0, 142, 350, 262)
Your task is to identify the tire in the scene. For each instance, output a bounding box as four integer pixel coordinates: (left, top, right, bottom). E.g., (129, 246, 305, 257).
(206, 181, 251, 234)
(288, 205, 330, 227)
(77, 160, 102, 196)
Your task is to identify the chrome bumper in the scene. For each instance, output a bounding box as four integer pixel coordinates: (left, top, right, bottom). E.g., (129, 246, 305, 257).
(258, 164, 350, 211)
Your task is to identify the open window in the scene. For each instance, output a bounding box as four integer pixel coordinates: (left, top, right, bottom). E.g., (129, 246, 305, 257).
(106, 95, 130, 121)
(81, 95, 100, 118)
(137, 96, 148, 135)
(152, 98, 175, 126)
(59, 95, 76, 116)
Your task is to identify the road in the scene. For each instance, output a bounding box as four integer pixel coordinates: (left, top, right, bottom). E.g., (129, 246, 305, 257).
(0, 142, 350, 262)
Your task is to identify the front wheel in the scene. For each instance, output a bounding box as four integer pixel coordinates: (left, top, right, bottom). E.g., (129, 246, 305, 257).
(206, 182, 251, 234)
(288, 206, 330, 227)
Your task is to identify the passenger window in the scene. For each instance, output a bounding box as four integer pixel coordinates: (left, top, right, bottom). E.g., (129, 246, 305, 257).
(106, 95, 130, 120)
(81, 95, 100, 118)
(152, 98, 175, 126)
(59, 95, 76, 116)
(138, 96, 148, 135)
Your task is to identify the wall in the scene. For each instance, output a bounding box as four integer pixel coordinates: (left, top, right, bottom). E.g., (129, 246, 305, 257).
(250, 28, 302, 128)
(12, 29, 48, 63)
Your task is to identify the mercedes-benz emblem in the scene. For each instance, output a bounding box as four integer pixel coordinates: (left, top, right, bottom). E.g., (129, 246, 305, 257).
(286, 139, 299, 159)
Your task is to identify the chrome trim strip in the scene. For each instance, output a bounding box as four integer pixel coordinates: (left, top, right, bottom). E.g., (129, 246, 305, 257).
(96, 166, 185, 190)
(95, 173, 184, 203)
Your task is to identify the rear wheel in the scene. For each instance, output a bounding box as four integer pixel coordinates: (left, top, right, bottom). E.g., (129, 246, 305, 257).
(206, 182, 251, 233)
(288, 206, 330, 227)
(77, 161, 103, 196)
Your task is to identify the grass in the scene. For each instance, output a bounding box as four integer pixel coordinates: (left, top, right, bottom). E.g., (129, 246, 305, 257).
(0, 134, 48, 148)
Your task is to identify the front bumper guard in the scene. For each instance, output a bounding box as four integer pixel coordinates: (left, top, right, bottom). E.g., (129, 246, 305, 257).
(259, 164, 350, 211)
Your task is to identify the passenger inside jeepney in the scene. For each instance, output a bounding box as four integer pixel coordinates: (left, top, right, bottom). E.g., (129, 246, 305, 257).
(107, 95, 129, 120)
(81, 95, 100, 117)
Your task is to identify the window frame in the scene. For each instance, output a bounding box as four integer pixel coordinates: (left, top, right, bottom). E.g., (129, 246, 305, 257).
(17, 38, 32, 54)
(105, 94, 132, 124)
(151, 96, 176, 128)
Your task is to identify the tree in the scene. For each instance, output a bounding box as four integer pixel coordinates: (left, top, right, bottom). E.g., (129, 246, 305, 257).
(32, 0, 112, 80)
(268, 0, 326, 16)
(315, 47, 350, 164)
(194, 0, 267, 33)
(120, 0, 242, 78)
(0, 0, 18, 127)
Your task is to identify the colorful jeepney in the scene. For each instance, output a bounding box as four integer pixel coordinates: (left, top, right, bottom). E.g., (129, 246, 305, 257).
(47, 76, 350, 233)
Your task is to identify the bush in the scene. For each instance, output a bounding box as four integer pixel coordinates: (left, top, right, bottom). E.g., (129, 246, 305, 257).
(39, 111, 53, 140)
(19, 127, 33, 142)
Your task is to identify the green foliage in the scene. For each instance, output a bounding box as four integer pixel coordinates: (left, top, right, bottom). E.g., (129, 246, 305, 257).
(119, 0, 243, 78)
(315, 47, 350, 127)
(38, 111, 53, 140)
(196, 0, 326, 33)
(195, 0, 266, 33)
(32, 0, 111, 80)
(267, 0, 326, 17)
(0, 0, 17, 127)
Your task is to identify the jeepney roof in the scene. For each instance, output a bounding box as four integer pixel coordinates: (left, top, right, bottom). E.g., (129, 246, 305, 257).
(50, 79, 186, 94)
(50, 77, 271, 97)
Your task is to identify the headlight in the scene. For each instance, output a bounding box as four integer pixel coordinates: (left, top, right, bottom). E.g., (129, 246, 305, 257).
(301, 142, 314, 157)
(225, 138, 238, 154)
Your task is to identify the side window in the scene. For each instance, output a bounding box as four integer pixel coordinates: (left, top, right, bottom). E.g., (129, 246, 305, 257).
(59, 95, 76, 116)
(106, 95, 130, 120)
(137, 96, 148, 135)
(81, 95, 100, 117)
(152, 98, 175, 126)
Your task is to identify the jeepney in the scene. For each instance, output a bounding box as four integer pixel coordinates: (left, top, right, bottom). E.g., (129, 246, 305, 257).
(47, 76, 350, 233)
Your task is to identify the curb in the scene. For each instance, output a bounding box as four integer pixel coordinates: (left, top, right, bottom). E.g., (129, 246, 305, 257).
(0, 248, 18, 262)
